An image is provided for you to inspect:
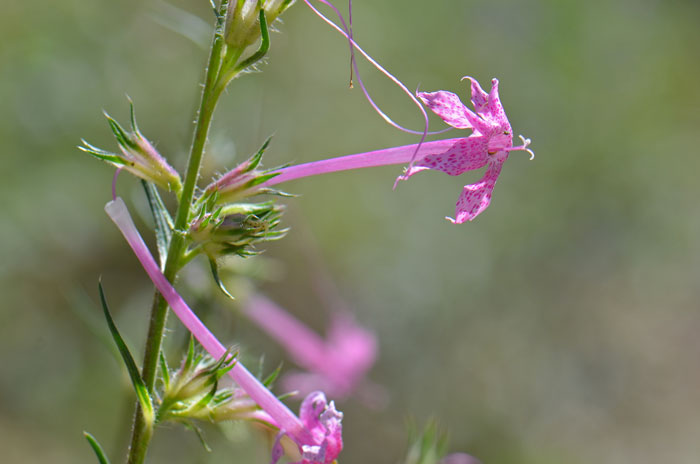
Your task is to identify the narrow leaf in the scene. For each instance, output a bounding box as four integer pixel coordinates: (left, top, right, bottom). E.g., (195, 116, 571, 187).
(262, 363, 283, 388)
(127, 96, 139, 132)
(245, 136, 273, 172)
(84, 431, 112, 464)
(104, 113, 138, 150)
(234, 9, 270, 72)
(141, 180, 174, 269)
(98, 282, 154, 424)
(183, 421, 212, 452)
(213, 349, 237, 379)
(209, 258, 235, 299)
(188, 379, 219, 415)
(159, 351, 171, 390)
(79, 140, 118, 157)
(183, 335, 196, 373)
(79, 143, 128, 166)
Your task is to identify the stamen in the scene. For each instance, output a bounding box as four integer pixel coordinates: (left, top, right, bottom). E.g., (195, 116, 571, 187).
(112, 167, 123, 201)
(505, 135, 534, 160)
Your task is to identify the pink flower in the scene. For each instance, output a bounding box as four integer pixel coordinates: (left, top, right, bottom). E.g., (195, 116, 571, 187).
(258, 77, 532, 223)
(245, 294, 377, 400)
(271, 391, 343, 464)
(403, 77, 533, 223)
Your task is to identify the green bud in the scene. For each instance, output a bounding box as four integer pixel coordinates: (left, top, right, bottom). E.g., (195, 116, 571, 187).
(157, 346, 274, 427)
(189, 201, 287, 259)
(80, 103, 182, 194)
(224, 0, 295, 48)
(202, 137, 288, 204)
(158, 348, 236, 421)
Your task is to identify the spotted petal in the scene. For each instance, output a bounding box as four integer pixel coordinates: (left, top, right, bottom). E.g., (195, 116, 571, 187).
(414, 136, 490, 178)
(483, 79, 510, 128)
(417, 90, 475, 129)
(463, 76, 489, 113)
(449, 161, 503, 223)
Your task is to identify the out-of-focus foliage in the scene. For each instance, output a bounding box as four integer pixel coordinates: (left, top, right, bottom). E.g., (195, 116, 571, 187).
(1, 0, 700, 463)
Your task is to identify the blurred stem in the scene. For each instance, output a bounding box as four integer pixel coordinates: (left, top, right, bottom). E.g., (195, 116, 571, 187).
(126, 26, 230, 464)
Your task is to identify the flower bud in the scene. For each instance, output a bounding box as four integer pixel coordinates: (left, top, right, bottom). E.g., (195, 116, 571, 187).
(80, 105, 182, 194)
(202, 137, 286, 203)
(224, 0, 295, 49)
(189, 201, 287, 259)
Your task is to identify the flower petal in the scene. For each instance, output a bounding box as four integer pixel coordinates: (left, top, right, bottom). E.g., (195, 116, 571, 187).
(405, 136, 489, 178)
(463, 76, 489, 113)
(417, 90, 475, 129)
(483, 79, 511, 128)
(300, 391, 328, 431)
(449, 161, 503, 223)
(270, 432, 286, 464)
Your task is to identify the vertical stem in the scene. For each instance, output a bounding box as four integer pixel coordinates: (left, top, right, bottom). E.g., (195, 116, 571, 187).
(125, 29, 230, 464)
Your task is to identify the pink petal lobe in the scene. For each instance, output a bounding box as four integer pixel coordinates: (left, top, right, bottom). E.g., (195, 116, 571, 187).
(300, 391, 328, 432)
(409, 136, 489, 178)
(483, 78, 510, 127)
(463, 76, 489, 113)
(450, 161, 503, 223)
(417, 90, 474, 129)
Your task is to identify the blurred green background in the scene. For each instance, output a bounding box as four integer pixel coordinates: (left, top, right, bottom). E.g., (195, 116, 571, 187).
(2, 0, 700, 463)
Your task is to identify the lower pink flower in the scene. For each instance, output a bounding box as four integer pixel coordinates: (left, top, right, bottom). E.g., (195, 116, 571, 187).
(271, 391, 343, 464)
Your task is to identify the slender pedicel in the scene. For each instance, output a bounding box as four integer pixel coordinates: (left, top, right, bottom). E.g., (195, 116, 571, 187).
(104, 197, 310, 444)
(112, 167, 122, 202)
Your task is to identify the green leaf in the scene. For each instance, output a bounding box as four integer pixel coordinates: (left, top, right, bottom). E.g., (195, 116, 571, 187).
(262, 363, 283, 388)
(187, 378, 219, 415)
(256, 187, 296, 198)
(233, 9, 270, 72)
(159, 351, 171, 391)
(142, 180, 174, 269)
(243, 171, 281, 188)
(183, 421, 212, 452)
(245, 136, 273, 172)
(209, 258, 235, 299)
(212, 349, 237, 379)
(104, 112, 138, 150)
(127, 96, 139, 132)
(79, 141, 129, 166)
(219, 201, 275, 216)
(98, 282, 155, 425)
(183, 335, 196, 374)
(84, 431, 112, 464)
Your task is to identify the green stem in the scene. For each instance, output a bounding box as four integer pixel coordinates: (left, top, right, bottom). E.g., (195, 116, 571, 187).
(125, 29, 229, 464)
